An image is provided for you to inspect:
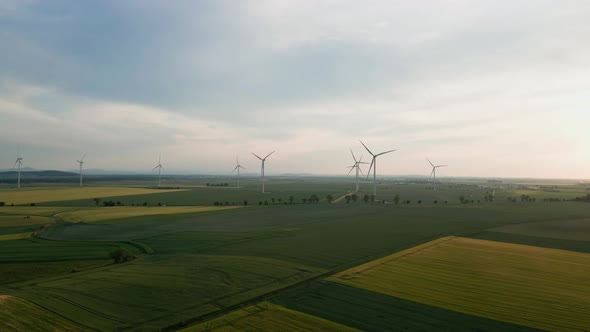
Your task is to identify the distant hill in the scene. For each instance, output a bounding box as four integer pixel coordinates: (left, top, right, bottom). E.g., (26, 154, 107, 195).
(0, 170, 78, 177)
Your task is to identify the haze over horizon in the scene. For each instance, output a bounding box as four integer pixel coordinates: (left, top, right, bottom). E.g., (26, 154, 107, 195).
(1, 1, 589, 179)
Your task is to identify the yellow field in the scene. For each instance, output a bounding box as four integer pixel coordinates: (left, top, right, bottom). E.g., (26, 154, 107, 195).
(0, 215, 55, 227)
(181, 302, 359, 332)
(54, 206, 243, 223)
(331, 236, 590, 332)
(0, 187, 186, 205)
(0, 295, 90, 331)
(0, 232, 31, 241)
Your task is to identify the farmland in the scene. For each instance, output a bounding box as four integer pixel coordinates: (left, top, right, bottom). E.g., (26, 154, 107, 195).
(0, 178, 589, 331)
(0, 187, 186, 205)
(329, 237, 590, 331)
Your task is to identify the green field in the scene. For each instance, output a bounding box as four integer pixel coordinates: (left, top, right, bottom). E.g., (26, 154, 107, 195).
(1, 179, 589, 331)
(330, 236, 590, 331)
(181, 302, 359, 332)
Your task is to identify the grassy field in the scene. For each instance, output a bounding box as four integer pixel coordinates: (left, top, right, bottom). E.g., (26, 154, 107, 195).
(488, 218, 590, 241)
(0, 295, 89, 332)
(53, 206, 244, 223)
(10, 254, 326, 331)
(331, 236, 590, 331)
(0, 186, 186, 205)
(180, 302, 359, 332)
(1, 178, 589, 331)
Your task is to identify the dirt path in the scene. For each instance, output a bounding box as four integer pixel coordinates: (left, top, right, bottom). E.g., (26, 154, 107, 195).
(332, 191, 352, 203)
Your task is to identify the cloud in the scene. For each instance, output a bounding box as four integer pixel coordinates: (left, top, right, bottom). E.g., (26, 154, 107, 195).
(0, 1, 589, 178)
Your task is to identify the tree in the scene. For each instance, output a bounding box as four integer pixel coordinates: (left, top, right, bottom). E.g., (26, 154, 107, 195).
(393, 194, 400, 205)
(302, 198, 308, 204)
(310, 194, 319, 204)
(271, 198, 276, 205)
(110, 249, 134, 263)
(243, 200, 248, 206)
(289, 196, 294, 204)
(417, 200, 422, 204)
(363, 195, 369, 203)
(326, 194, 334, 203)
(0, 202, 5, 206)
(345, 195, 352, 204)
(459, 195, 465, 203)
(351, 194, 358, 203)
(93, 198, 102, 206)
(277, 198, 283, 204)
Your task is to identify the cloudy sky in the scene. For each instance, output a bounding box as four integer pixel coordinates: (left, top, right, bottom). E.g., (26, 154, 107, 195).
(1, 1, 589, 178)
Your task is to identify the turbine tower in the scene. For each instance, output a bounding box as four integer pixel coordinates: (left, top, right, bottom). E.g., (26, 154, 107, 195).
(77, 153, 87, 187)
(153, 155, 164, 187)
(233, 155, 245, 188)
(360, 140, 396, 197)
(252, 151, 274, 193)
(347, 148, 367, 192)
(13, 153, 23, 189)
(427, 158, 447, 191)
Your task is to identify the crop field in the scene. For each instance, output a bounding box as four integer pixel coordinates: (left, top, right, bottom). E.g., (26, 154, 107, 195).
(53, 206, 244, 223)
(0, 295, 89, 332)
(330, 236, 590, 331)
(0, 186, 186, 205)
(10, 254, 325, 331)
(1, 178, 589, 331)
(181, 302, 359, 332)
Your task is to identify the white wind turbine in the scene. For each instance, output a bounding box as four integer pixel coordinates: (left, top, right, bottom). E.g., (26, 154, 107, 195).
(233, 155, 245, 188)
(153, 155, 164, 187)
(347, 148, 368, 192)
(77, 153, 87, 187)
(252, 151, 274, 193)
(13, 153, 23, 189)
(427, 158, 447, 191)
(360, 140, 396, 197)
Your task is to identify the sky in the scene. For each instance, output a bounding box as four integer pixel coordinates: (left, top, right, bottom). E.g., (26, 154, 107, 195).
(1, 0, 589, 178)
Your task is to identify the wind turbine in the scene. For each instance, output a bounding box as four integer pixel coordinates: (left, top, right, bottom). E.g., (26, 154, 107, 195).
(252, 151, 274, 193)
(233, 155, 245, 188)
(77, 153, 87, 187)
(13, 153, 23, 189)
(360, 140, 396, 197)
(153, 155, 164, 187)
(427, 158, 447, 191)
(347, 148, 368, 192)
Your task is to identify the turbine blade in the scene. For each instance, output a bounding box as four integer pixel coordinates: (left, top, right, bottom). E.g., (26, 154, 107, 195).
(359, 140, 374, 156)
(251, 152, 263, 160)
(349, 148, 358, 162)
(12, 160, 18, 168)
(427, 158, 434, 167)
(81, 153, 87, 162)
(347, 167, 354, 176)
(437, 165, 448, 168)
(264, 151, 275, 159)
(366, 158, 375, 178)
(358, 166, 365, 176)
(233, 165, 239, 172)
(376, 149, 396, 156)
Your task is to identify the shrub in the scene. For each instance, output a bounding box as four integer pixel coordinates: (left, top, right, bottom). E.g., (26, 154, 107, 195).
(110, 249, 134, 263)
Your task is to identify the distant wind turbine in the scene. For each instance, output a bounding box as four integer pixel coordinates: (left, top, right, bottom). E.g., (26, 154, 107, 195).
(252, 151, 274, 193)
(77, 153, 87, 187)
(347, 148, 368, 192)
(233, 155, 245, 188)
(153, 155, 164, 187)
(13, 153, 23, 189)
(360, 140, 396, 197)
(427, 158, 447, 191)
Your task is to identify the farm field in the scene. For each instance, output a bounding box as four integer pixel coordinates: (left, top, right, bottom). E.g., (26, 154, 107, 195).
(180, 302, 359, 332)
(0, 179, 589, 331)
(0, 295, 89, 332)
(0, 187, 186, 205)
(329, 236, 590, 331)
(53, 205, 244, 223)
